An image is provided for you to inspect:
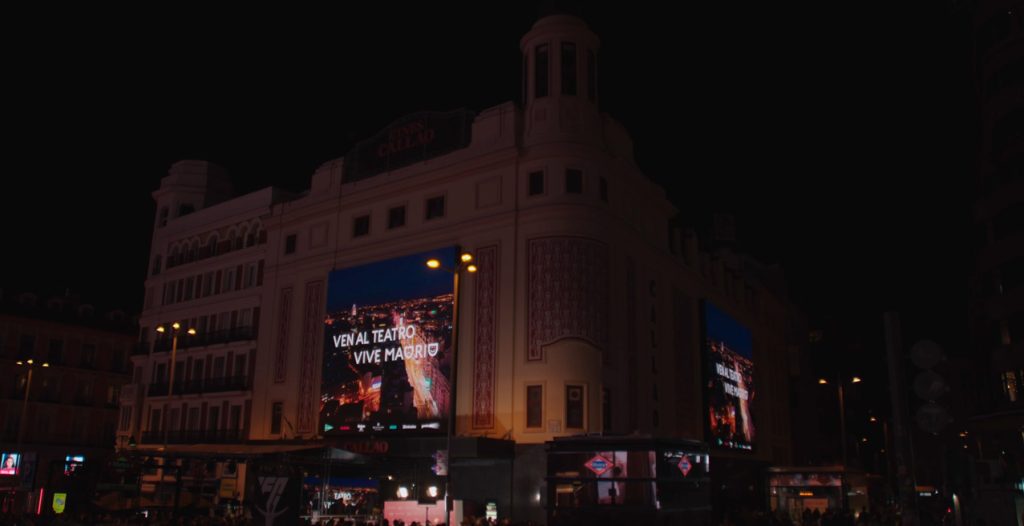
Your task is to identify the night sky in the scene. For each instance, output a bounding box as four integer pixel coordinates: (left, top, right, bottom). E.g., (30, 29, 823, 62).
(3, 3, 972, 367)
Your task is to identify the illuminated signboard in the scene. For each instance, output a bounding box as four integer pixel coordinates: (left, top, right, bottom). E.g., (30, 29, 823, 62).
(703, 302, 755, 451)
(0, 452, 19, 476)
(64, 455, 85, 476)
(321, 247, 457, 436)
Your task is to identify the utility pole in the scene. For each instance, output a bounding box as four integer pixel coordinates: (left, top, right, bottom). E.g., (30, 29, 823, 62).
(884, 312, 918, 525)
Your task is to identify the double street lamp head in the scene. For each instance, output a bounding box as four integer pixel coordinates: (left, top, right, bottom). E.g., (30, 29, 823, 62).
(15, 359, 49, 367)
(156, 324, 196, 335)
(426, 252, 478, 273)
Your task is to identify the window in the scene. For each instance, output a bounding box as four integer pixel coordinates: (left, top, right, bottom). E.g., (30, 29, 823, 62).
(426, 196, 445, 220)
(353, 215, 370, 237)
(152, 255, 162, 276)
(244, 263, 257, 288)
(566, 385, 584, 428)
(561, 42, 577, 95)
(271, 402, 283, 434)
(527, 385, 543, 429)
(535, 44, 549, 98)
(81, 344, 96, 367)
(150, 409, 162, 433)
(566, 169, 583, 194)
(284, 234, 297, 255)
(19, 335, 35, 357)
(1003, 371, 1019, 402)
(388, 206, 406, 229)
(587, 50, 597, 101)
(208, 406, 220, 431)
(49, 339, 64, 364)
(529, 171, 545, 196)
(158, 207, 169, 228)
(599, 177, 608, 202)
(120, 406, 132, 431)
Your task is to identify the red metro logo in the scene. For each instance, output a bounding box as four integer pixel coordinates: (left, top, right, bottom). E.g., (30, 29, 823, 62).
(584, 454, 613, 476)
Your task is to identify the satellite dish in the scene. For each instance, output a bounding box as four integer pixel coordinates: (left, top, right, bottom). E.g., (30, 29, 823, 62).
(915, 402, 952, 434)
(913, 370, 949, 400)
(911, 340, 945, 369)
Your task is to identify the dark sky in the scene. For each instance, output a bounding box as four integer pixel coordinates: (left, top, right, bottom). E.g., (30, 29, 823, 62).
(3, 3, 972, 362)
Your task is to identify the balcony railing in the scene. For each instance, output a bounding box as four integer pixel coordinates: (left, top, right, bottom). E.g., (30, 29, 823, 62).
(140, 428, 244, 444)
(153, 326, 256, 353)
(146, 375, 250, 397)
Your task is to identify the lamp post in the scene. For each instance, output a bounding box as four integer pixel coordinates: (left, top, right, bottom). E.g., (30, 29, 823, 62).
(818, 375, 861, 468)
(15, 358, 50, 447)
(155, 322, 195, 450)
(426, 251, 477, 525)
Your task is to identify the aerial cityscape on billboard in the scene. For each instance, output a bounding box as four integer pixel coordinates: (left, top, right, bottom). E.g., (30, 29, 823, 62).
(321, 247, 457, 435)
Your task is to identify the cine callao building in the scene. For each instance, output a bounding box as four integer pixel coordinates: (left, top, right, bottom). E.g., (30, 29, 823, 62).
(120, 14, 803, 524)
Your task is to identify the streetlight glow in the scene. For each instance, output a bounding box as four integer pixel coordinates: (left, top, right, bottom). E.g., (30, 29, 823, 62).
(467, 264, 478, 273)
(460, 253, 473, 263)
(426, 259, 441, 269)
(851, 376, 862, 384)
(187, 328, 197, 336)
(172, 322, 180, 330)
(156, 325, 166, 333)
(42, 363, 49, 368)
(818, 378, 828, 385)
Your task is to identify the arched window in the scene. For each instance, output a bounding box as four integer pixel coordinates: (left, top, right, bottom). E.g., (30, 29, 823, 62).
(233, 228, 244, 250)
(244, 224, 256, 248)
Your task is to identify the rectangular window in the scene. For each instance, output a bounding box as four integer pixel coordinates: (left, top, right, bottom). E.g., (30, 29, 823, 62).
(1004, 371, 1019, 402)
(566, 169, 583, 194)
(271, 402, 283, 434)
(561, 42, 577, 95)
(426, 196, 446, 220)
(529, 171, 545, 196)
(284, 234, 297, 255)
(19, 335, 35, 357)
(81, 344, 96, 367)
(566, 385, 584, 429)
(120, 406, 132, 431)
(587, 50, 597, 101)
(527, 385, 543, 429)
(535, 44, 549, 98)
(184, 277, 194, 301)
(208, 406, 220, 431)
(599, 177, 608, 202)
(353, 215, 370, 237)
(388, 206, 406, 229)
(244, 263, 257, 288)
(150, 409, 162, 432)
(48, 339, 64, 364)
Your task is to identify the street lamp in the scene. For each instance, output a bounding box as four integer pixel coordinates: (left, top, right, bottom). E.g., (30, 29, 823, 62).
(15, 359, 50, 447)
(155, 322, 195, 449)
(425, 250, 476, 524)
(818, 375, 862, 468)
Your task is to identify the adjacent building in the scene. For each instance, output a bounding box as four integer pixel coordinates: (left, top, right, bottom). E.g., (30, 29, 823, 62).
(0, 290, 133, 514)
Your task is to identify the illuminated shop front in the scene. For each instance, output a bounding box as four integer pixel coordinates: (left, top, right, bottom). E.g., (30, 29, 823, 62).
(547, 436, 711, 526)
(767, 467, 868, 518)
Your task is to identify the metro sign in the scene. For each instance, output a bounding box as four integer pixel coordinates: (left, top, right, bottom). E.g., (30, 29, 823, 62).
(678, 456, 693, 477)
(584, 454, 613, 476)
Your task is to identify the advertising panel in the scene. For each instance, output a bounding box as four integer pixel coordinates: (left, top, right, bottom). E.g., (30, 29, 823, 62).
(703, 302, 755, 451)
(321, 247, 456, 435)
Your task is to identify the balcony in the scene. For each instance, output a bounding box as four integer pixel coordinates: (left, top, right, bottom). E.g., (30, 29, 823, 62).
(140, 428, 244, 444)
(153, 326, 256, 353)
(146, 375, 250, 397)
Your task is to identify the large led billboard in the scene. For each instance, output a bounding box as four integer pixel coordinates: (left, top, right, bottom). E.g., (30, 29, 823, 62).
(321, 247, 456, 436)
(702, 302, 755, 451)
